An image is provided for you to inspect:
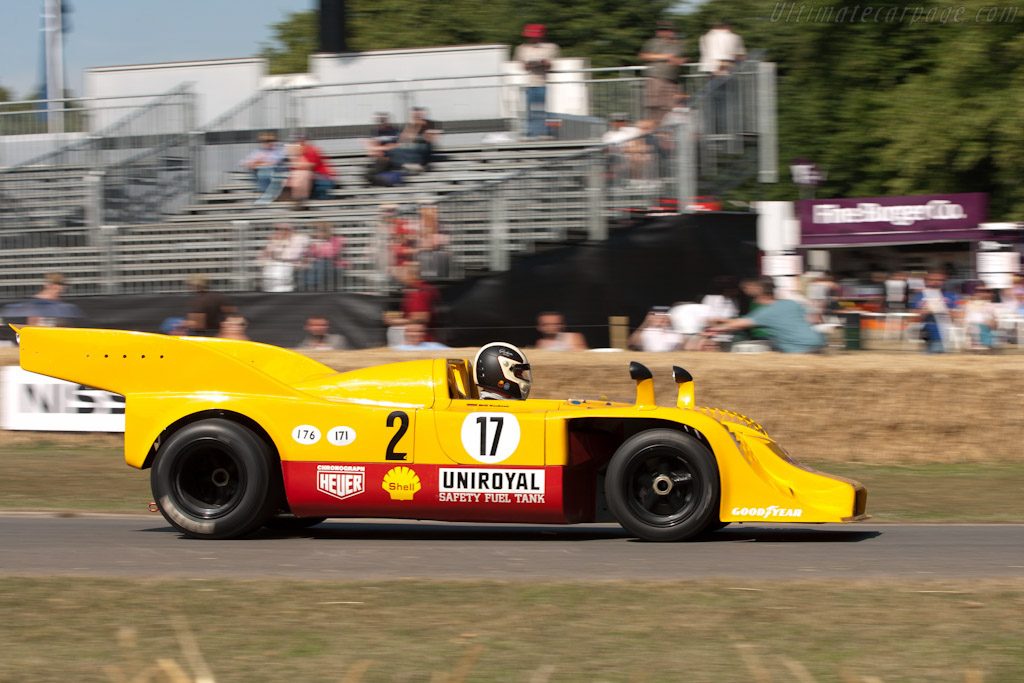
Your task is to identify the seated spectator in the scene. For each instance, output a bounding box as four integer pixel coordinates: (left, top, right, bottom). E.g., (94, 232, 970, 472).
(290, 133, 337, 202)
(387, 106, 441, 173)
(629, 307, 682, 352)
(370, 112, 399, 147)
(383, 205, 418, 272)
(160, 317, 190, 336)
(415, 202, 452, 281)
(187, 274, 233, 337)
(623, 120, 659, 186)
(700, 275, 740, 319)
(240, 133, 286, 198)
(391, 322, 450, 351)
(705, 277, 825, 353)
(365, 146, 405, 187)
(535, 311, 588, 350)
(296, 315, 349, 350)
(667, 301, 714, 350)
(303, 222, 345, 290)
(261, 223, 309, 292)
(283, 142, 314, 209)
(602, 114, 642, 185)
(219, 314, 250, 341)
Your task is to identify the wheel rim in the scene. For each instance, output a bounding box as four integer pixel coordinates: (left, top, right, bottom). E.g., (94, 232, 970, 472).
(623, 445, 700, 527)
(170, 440, 247, 519)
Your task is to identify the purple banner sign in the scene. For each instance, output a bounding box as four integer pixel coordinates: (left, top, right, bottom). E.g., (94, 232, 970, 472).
(797, 193, 989, 246)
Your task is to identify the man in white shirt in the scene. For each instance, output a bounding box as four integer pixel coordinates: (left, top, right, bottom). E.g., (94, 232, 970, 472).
(514, 24, 560, 139)
(630, 308, 682, 352)
(699, 22, 746, 76)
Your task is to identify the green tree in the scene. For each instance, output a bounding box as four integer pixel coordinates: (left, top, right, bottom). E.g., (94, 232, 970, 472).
(688, 0, 1024, 217)
(260, 0, 673, 73)
(260, 9, 319, 75)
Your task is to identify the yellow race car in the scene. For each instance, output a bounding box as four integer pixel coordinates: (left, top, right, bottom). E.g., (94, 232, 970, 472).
(16, 327, 867, 541)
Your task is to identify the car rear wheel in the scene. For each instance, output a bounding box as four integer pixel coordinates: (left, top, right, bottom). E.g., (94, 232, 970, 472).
(151, 419, 281, 539)
(605, 429, 720, 542)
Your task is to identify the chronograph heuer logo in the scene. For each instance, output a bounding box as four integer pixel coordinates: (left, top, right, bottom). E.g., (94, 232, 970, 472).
(316, 464, 365, 501)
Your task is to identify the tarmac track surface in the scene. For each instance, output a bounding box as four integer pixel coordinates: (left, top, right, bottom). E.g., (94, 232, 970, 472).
(2, 515, 1023, 581)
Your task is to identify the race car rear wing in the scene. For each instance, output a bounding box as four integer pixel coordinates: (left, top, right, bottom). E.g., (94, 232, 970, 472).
(16, 326, 336, 398)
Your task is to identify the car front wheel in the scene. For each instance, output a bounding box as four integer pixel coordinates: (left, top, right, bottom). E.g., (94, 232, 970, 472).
(151, 419, 281, 539)
(605, 429, 720, 542)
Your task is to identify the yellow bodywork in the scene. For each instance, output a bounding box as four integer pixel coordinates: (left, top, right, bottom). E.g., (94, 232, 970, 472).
(17, 326, 866, 525)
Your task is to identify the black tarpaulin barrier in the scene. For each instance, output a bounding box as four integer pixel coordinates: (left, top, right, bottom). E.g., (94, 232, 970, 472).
(440, 212, 759, 348)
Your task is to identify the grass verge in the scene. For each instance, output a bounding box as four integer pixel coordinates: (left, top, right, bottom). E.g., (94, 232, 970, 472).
(1, 578, 1022, 682)
(1, 444, 1022, 522)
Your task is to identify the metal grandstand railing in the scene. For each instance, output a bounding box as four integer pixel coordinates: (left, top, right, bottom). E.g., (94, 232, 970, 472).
(0, 84, 197, 236)
(0, 59, 776, 299)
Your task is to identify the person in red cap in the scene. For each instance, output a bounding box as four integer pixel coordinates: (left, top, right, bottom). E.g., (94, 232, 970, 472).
(513, 24, 560, 139)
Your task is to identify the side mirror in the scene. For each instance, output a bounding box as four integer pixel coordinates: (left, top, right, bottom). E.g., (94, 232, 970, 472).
(672, 365, 695, 408)
(629, 361, 656, 408)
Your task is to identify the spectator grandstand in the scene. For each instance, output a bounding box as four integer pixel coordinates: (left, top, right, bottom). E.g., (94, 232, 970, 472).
(0, 57, 776, 300)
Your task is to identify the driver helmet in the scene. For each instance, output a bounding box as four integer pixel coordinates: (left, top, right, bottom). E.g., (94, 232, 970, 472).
(474, 342, 532, 400)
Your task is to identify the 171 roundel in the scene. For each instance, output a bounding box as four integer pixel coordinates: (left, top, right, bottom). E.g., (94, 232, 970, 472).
(460, 412, 521, 463)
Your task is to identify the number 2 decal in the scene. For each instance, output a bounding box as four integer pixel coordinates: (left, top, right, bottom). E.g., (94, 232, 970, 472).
(385, 410, 409, 460)
(460, 412, 521, 464)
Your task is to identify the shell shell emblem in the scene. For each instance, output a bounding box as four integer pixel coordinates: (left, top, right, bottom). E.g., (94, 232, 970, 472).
(382, 466, 421, 501)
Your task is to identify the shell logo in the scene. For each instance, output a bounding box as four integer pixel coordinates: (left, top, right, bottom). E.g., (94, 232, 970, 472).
(382, 466, 421, 501)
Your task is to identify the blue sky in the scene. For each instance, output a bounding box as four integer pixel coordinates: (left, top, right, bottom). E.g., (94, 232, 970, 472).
(1, 0, 311, 100)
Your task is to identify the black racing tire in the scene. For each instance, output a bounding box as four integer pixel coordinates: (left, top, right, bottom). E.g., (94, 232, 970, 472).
(151, 419, 281, 539)
(264, 515, 328, 530)
(605, 429, 720, 542)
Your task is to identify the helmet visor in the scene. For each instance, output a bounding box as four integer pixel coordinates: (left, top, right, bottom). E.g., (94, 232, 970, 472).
(512, 363, 531, 383)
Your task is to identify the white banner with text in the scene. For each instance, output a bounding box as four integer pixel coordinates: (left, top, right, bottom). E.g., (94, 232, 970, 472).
(1, 367, 125, 432)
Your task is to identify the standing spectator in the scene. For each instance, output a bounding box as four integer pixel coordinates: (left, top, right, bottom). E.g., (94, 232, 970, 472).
(911, 271, 960, 353)
(705, 277, 825, 353)
(218, 314, 250, 341)
(884, 271, 909, 311)
(399, 263, 442, 341)
(630, 307, 682, 352)
(963, 287, 998, 351)
(514, 24, 560, 139)
(699, 21, 746, 76)
(535, 311, 588, 350)
(187, 274, 233, 337)
(240, 133, 286, 199)
(296, 315, 349, 350)
(303, 222, 345, 290)
(261, 223, 309, 292)
(639, 20, 684, 123)
(388, 107, 441, 173)
(26, 272, 69, 327)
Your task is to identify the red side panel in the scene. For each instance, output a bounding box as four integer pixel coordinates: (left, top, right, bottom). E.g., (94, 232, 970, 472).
(282, 462, 568, 524)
